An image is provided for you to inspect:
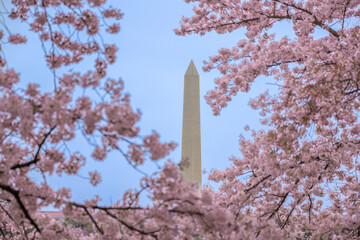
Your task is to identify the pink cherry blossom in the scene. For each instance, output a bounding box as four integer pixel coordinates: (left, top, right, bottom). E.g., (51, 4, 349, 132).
(176, 0, 360, 238)
(106, 23, 120, 34)
(104, 44, 117, 64)
(102, 9, 123, 20)
(87, 0, 105, 7)
(89, 171, 101, 186)
(8, 34, 27, 44)
(128, 143, 145, 165)
(143, 131, 177, 161)
(2, 0, 359, 239)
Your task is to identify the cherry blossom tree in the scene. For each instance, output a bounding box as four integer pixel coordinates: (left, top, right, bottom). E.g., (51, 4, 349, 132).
(176, 0, 360, 239)
(0, 1, 247, 239)
(3, 0, 359, 239)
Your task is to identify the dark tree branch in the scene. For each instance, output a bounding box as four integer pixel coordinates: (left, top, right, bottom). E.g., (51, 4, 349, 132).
(268, 192, 289, 219)
(0, 184, 41, 233)
(308, 194, 312, 223)
(244, 174, 272, 193)
(281, 198, 301, 229)
(81, 206, 104, 235)
(102, 208, 160, 239)
(11, 126, 56, 170)
(70, 202, 159, 239)
(273, 0, 340, 38)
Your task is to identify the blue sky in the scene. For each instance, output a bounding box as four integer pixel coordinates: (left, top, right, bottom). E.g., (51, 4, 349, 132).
(4, 0, 284, 206)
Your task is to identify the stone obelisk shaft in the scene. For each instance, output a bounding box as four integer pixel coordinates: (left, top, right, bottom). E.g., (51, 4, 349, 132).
(181, 60, 201, 187)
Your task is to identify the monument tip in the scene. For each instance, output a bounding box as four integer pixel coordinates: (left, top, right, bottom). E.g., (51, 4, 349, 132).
(185, 59, 199, 76)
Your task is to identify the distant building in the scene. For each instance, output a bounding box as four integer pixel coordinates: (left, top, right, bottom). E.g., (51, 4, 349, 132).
(39, 211, 64, 220)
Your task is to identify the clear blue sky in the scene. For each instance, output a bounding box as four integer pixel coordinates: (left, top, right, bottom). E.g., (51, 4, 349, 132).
(5, 0, 283, 206)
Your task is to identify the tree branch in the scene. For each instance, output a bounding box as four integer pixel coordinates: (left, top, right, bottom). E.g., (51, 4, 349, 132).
(244, 174, 272, 193)
(267, 192, 289, 219)
(273, 0, 340, 38)
(0, 184, 41, 233)
(11, 126, 56, 170)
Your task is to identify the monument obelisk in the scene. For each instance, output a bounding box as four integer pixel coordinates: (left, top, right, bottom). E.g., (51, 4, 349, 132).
(180, 60, 201, 187)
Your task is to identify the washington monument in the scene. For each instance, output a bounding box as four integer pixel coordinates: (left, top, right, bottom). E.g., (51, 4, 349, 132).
(180, 60, 202, 187)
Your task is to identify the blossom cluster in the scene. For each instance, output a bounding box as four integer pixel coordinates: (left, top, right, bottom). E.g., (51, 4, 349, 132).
(0, 1, 208, 239)
(1, 1, 261, 239)
(176, 0, 360, 239)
